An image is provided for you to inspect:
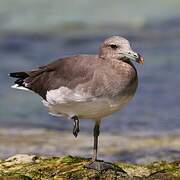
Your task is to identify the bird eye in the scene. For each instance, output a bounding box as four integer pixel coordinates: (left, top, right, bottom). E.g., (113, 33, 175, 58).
(109, 44, 118, 49)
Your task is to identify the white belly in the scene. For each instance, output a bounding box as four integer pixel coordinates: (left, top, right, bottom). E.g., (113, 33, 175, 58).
(42, 86, 136, 120)
(43, 92, 134, 120)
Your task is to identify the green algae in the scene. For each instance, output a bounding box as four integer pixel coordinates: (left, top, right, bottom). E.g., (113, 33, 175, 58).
(0, 155, 180, 179)
(147, 161, 180, 177)
(0, 175, 32, 180)
(60, 155, 87, 164)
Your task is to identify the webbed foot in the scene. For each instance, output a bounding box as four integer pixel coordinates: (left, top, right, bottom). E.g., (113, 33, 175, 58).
(84, 160, 125, 172)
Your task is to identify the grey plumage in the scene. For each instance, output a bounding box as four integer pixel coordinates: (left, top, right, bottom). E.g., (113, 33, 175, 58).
(10, 36, 140, 101)
(10, 36, 144, 169)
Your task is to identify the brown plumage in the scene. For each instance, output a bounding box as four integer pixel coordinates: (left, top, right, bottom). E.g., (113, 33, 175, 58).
(16, 55, 136, 99)
(10, 36, 144, 171)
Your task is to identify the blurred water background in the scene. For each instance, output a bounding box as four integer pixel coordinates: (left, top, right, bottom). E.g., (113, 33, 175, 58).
(0, 0, 180, 163)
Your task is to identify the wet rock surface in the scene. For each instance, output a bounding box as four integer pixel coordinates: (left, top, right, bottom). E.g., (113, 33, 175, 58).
(0, 154, 180, 179)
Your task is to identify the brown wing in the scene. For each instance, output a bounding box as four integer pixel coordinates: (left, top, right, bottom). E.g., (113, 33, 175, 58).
(10, 55, 98, 99)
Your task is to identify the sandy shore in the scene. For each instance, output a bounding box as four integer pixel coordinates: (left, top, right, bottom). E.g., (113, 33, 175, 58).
(1, 127, 180, 164)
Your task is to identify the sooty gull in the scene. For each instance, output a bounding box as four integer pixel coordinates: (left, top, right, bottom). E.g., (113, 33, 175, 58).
(10, 36, 144, 171)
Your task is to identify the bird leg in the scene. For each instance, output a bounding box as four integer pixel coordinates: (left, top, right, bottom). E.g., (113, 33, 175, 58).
(71, 115, 80, 137)
(84, 120, 112, 171)
(85, 120, 126, 172)
(92, 120, 100, 161)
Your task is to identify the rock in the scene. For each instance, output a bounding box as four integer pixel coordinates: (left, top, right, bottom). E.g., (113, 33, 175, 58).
(123, 165, 150, 177)
(4, 154, 37, 167)
(0, 155, 180, 179)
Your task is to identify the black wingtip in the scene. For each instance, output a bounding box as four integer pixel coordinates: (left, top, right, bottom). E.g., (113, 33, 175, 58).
(9, 72, 29, 78)
(9, 72, 16, 77)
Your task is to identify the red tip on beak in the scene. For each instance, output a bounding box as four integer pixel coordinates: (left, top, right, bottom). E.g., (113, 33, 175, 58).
(137, 54, 144, 64)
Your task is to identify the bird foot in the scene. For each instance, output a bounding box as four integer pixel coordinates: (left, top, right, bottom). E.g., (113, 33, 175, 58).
(72, 115, 80, 137)
(84, 160, 124, 172)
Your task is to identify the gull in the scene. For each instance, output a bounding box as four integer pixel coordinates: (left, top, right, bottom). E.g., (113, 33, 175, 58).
(10, 36, 144, 171)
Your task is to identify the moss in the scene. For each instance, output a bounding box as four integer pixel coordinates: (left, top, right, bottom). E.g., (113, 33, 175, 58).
(147, 161, 180, 177)
(0, 155, 180, 179)
(116, 162, 150, 177)
(0, 175, 32, 180)
(60, 155, 87, 164)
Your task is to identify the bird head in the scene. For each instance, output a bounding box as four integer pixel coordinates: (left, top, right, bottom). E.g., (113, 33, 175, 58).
(99, 36, 144, 64)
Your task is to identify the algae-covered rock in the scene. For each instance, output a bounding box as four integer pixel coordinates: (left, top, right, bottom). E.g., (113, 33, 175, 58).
(0, 154, 180, 179)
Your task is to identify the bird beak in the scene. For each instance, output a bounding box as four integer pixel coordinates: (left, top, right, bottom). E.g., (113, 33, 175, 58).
(136, 53, 144, 64)
(120, 51, 144, 64)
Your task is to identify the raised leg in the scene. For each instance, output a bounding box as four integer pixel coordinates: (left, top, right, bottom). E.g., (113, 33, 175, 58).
(71, 115, 80, 137)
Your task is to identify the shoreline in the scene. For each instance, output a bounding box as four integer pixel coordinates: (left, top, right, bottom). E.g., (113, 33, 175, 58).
(0, 127, 180, 164)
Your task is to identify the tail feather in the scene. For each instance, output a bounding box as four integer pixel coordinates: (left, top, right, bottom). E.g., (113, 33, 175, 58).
(9, 72, 29, 79)
(9, 71, 29, 90)
(14, 78, 24, 86)
(10, 69, 46, 94)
